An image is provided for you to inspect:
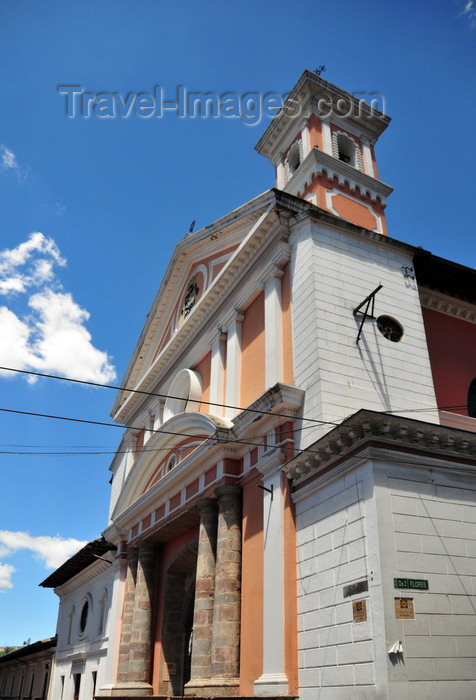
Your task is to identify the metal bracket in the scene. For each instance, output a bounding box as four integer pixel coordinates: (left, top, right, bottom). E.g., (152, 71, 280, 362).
(353, 284, 383, 343)
(257, 483, 274, 499)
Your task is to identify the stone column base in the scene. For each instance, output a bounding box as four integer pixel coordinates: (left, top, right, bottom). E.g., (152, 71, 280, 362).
(108, 680, 153, 696)
(254, 672, 289, 696)
(184, 677, 240, 697)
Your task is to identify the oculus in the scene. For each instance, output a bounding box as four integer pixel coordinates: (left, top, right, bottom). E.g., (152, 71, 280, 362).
(377, 315, 404, 342)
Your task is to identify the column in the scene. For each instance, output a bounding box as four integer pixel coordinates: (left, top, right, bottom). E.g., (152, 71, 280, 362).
(262, 265, 284, 388)
(210, 486, 242, 695)
(254, 470, 289, 696)
(111, 547, 138, 694)
(209, 329, 227, 416)
(128, 541, 156, 695)
(185, 499, 218, 695)
(224, 310, 244, 420)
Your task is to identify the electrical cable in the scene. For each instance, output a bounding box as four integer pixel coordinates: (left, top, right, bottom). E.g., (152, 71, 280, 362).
(0, 365, 338, 427)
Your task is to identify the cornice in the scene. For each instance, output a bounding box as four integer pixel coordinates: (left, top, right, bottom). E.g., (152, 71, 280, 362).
(255, 69, 389, 160)
(285, 147, 393, 204)
(54, 557, 115, 596)
(419, 288, 476, 324)
(285, 409, 476, 486)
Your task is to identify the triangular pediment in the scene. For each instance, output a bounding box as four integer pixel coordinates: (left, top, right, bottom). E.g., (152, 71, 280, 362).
(112, 190, 280, 422)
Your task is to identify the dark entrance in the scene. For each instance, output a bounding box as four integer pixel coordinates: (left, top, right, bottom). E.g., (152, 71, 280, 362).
(161, 541, 198, 696)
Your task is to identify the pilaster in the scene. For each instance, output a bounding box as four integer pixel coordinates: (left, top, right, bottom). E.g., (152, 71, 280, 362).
(254, 468, 289, 696)
(261, 265, 284, 388)
(209, 329, 227, 417)
(224, 310, 244, 419)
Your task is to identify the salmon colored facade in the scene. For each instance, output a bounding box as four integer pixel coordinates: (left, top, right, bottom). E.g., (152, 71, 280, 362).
(40, 70, 476, 700)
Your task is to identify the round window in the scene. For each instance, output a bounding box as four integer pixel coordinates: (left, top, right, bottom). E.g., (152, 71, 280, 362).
(376, 315, 404, 342)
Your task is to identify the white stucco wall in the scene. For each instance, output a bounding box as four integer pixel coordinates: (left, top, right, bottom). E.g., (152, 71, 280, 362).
(290, 219, 438, 448)
(50, 559, 120, 700)
(294, 451, 476, 699)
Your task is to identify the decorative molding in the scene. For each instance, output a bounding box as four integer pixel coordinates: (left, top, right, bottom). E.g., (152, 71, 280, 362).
(285, 409, 476, 484)
(285, 147, 393, 206)
(325, 188, 383, 234)
(419, 288, 476, 323)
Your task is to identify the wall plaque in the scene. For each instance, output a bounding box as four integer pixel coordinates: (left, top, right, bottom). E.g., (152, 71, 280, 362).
(352, 599, 367, 623)
(395, 597, 414, 619)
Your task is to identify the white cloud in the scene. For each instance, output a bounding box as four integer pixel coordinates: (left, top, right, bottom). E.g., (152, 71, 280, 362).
(28, 290, 116, 382)
(0, 530, 87, 591)
(0, 233, 116, 383)
(0, 145, 18, 171)
(458, 0, 476, 26)
(0, 563, 16, 591)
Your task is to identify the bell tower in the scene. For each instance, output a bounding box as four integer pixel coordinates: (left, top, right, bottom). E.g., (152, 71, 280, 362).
(255, 70, 393, 235)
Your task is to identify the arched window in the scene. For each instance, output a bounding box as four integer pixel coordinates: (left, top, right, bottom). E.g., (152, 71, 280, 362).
(468, 379, 476, 418)
(287, 143, 301, 174)
(166, 454, 177, 472)
(337, 133, 355, 165)
(332, 131, 363, 170)
(284, 139, 303, 183)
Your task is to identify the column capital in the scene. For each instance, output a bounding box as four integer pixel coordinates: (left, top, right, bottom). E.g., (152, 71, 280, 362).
(137, 539, 156, 554)
(259, 263, 285, 290)
(214, 484, 242, 502)
(222, 308, 245, 330)
(207, 326, 227, 348)
(196, 497, 218, 513)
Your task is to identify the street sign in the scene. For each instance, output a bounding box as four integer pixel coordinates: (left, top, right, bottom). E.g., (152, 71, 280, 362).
(394, 578, 429, 590)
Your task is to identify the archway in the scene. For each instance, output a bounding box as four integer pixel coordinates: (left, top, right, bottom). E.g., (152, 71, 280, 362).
(161, 541, 198, 696)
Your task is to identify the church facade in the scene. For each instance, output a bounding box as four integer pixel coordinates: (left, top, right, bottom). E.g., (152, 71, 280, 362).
(40, 70, 476, 700)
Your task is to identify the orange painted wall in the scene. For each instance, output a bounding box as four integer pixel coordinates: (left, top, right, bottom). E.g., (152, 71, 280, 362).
(239, 473, 264, 694)
(241, 292, 265, 407)
(299, 172, 388, 235)
(331, 193, 378, 231)
(193, 351, 211, 413)
(422, 308, 476, 415)
(281, 262, 293, 384)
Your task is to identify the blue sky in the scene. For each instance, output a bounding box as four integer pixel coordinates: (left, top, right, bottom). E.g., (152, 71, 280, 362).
(0, 0, 474, 646)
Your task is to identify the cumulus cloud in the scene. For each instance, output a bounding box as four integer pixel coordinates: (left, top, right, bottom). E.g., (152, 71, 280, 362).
(0, 563, 16, 591)
(0, 531, 87, 591)
(0, 232, 116, 383)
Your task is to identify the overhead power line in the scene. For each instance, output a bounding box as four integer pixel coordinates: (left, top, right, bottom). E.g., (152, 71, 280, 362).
(0, 365, 338, 428)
